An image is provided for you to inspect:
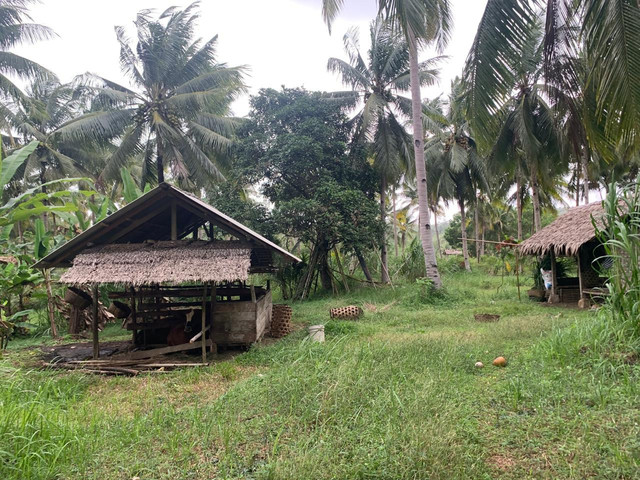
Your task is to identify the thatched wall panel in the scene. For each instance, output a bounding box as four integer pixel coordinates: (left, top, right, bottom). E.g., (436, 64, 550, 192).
(60, 241, 251, 286)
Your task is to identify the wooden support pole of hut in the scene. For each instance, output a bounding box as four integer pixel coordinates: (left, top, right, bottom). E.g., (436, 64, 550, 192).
(250, 283, 256, 303)
(577, 247, 589, 309)
(201, 284, 208, 363)
(209, 283, 216, 354)
(92, 284, 99, 359)
(130, 286, 137, 346)
(549, 250, 560, 304)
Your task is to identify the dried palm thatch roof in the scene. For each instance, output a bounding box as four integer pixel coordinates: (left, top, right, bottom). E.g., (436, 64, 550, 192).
(60, 241, 251, 286)
(519, 202, 606, 256)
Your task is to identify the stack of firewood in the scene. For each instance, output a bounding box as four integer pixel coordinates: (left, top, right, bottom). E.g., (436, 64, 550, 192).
(271, 304, 293, 338)
(44, 358, 206, 376)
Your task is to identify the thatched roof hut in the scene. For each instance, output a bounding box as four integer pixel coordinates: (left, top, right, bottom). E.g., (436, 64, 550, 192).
(519, 202, 606, 256)
(519, 202, 609, 308)
(35, 183, 300, 360)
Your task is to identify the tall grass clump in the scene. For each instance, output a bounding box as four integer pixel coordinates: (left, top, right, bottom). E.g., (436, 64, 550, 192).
(541, 179, 640, 369)
(597, 180, 640, 338)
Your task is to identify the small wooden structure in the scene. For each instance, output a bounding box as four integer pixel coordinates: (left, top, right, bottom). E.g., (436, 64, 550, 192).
(519, 202, 609, 308)
(35, 183, 300, 360)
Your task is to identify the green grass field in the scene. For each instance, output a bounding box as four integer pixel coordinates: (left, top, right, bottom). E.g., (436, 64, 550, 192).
(1, 271, 639, 479)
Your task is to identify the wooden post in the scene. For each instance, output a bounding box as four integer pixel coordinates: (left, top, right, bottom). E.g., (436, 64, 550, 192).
(170, 202, 177, 241)
(201, 284, 207, 363)
(266, 279, 271, 291)
(209, 283, 216, 354)
(130, 286, 137, 346)
(549, 250, 560, 303)
(577, 248, 589, 308)
(250, 284, 256, 303)
(92, 284, 99, 359)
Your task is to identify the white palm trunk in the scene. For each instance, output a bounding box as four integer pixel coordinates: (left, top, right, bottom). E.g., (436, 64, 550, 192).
(408, 29, 441, 287)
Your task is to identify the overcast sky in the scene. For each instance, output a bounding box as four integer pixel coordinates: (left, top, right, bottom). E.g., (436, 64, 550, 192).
(16, 0, 488, 116)
(14, 0, 490, 221)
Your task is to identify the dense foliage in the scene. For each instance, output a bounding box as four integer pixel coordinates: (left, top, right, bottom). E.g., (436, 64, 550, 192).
(236, 88, 382, 298)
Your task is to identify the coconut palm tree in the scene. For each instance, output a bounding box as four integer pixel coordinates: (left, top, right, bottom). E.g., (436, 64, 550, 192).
(0, 0, 55, 128)
(424, 79, 488, 271)
(482, 20, 565, 234)
(322, 0, 452, 288)
(328, 18, 441, 283)
(464, 0, 640, 160)
(56, 3, 245, 188)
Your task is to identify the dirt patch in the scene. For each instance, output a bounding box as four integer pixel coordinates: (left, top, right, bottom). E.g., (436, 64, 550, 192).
(41, 340, 132, 362)
(487, 453, 516, 471)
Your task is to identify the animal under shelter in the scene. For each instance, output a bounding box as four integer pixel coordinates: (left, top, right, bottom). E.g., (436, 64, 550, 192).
(35, 183, 300, 361)
(519, 202, 610, 308)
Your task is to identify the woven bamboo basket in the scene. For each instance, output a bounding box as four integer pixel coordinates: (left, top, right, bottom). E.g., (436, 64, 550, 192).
(329, 305, 363, 319)
(271, 304, 293, 338)
(63, 287, 92, 309)
(107, 300, 131, 319)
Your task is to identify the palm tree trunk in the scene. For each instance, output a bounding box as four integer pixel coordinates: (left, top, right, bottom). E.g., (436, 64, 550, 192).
(481, 225, 486, 256)
(459, 196, 471, 271)
(433, 208, 441, 255)
(582, 151, 590, 204)
(530, 168, 542, 232)
(408, 29, 441, 287)
(575, 159, 580, 206)
(516, 169, 523, 241)
(474, 198, 480, 262)
(380, 176, 390, 284)
(156, 139, 165, 184)
(392, 190, 398, 257)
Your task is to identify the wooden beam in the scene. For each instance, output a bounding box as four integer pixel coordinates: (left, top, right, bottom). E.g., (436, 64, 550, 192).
(209, 283, 216, 354)
(101, 203, 170, 244)
(550, 250, 558, 296)
(201, 284, 207, 363)
(92, 284, 99, 359)
(130, 287, 137, 346)
(118, 340, 214, 360)
(250, 284, 256, 303)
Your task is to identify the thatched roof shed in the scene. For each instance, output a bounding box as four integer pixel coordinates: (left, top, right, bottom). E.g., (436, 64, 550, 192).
(35, 183, 298, 360)
(60, 241, 252, 286)
(519, 202, 606, 256)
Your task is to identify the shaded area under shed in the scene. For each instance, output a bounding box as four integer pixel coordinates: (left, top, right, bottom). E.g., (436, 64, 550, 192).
(519, 202, 611, 308)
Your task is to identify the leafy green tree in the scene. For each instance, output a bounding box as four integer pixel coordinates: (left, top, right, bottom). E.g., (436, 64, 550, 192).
(236, 88, 382, 299)
(56, 3, 245, 188)
(322, 0, 452, 288)
(328, 18, 440, 282)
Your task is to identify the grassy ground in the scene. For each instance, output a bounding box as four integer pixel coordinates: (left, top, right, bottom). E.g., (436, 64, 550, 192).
(1, 270, 638, 479)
